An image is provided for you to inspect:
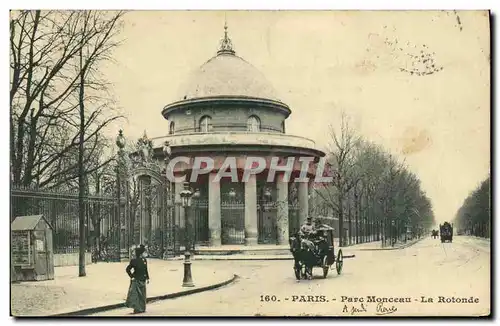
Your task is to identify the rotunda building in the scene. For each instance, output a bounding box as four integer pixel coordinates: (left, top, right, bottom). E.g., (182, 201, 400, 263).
(152, 25, 325, 248)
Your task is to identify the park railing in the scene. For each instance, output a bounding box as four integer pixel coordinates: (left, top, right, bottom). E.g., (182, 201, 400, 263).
(10, 185, 120, 258)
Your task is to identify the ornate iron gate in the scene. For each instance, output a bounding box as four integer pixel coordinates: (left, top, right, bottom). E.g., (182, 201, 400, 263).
(121, 131, 178, 259)
(126, 171, 178, 259)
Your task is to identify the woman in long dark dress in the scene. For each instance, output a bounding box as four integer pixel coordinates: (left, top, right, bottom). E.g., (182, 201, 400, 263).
(125, 245, 150, 313)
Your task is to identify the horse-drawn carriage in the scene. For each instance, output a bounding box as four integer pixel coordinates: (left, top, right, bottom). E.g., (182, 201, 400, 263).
(431, 229, 439, 239)
(439, 222, 453, 243)
(289, 225, 344, 280)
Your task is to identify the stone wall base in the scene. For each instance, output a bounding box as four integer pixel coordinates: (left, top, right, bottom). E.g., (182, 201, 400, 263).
(54, 253, 92, 267)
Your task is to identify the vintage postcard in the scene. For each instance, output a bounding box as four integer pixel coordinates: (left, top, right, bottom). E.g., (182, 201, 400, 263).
(10, 10, 491, 317)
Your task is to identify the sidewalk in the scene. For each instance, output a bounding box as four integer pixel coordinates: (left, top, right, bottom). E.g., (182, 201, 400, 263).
(11, 259, 235, 317)
(345, 237, 423, 251)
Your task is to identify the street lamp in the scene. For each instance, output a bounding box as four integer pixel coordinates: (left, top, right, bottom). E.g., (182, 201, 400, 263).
(228, 188, 236, 200)
(180, 182, 195, 287)
(115, 130, 126, 260)
(193, 188, 201, 199)
(160, 141, 172, 259)
(263, 187, 271, 200)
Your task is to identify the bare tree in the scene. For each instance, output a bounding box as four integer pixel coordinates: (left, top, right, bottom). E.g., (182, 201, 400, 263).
(76, 10, 125, 276)
(314, 113, 436, 248)
(454, 176, 490, 237)
(11, 10, 126, 276)
(10, 10, 125, 191)
(314, 113, 360, 247)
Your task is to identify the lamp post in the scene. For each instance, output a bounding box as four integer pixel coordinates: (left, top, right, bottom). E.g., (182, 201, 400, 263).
(116, 130, 126, 260)
(161, 141, 172, 259)
(180, 182, 198, 287)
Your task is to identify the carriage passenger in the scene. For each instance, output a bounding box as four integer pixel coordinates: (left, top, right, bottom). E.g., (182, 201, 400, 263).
(299, 216, 317, 238)
(299, 217, 328, 257)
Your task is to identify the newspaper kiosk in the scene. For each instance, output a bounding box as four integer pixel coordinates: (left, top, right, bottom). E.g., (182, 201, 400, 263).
(11, 215, 54, 281)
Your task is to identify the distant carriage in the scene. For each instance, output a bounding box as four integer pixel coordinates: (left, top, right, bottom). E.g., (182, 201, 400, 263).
(439, 222, 453, 243)
(289, 225, 343, 280)
(431, 230, 439, 239)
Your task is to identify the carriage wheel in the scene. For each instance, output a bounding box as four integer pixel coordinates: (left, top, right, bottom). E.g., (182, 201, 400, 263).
(322, 256, 329, 278)
(336, 249, 344, 275)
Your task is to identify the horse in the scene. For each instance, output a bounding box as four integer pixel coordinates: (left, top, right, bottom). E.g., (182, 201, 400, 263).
(289, 233, 319, 281)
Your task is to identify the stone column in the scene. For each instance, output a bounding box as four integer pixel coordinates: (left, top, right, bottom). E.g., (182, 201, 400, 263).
(208, 172, 221, 246)
(276, 173, 289, 245)
(244, 174, 258, 246)
(308, 181, 316, 217)
(298, 181, 309, 222)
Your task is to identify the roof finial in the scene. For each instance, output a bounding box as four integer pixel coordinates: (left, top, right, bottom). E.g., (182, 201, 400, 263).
(217, 15, 235, 55)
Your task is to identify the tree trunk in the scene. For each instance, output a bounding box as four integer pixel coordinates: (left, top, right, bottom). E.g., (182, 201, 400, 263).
(354, 190, 359, 244)
(338, 193, 344, 247)
(347, 195, 352, 246)
(78, 47, 86, 277)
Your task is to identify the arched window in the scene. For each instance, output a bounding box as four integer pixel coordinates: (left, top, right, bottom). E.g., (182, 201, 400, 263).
(169, 121, 175, 135)
(199, 116, 212, 132)
(247, 115, 261, 132)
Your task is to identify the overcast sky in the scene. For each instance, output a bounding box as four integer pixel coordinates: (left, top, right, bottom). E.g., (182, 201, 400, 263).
(101, 11, 490, 222)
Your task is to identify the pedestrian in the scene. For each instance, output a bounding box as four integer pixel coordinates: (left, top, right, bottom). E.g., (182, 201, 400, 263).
(125, 244, 150, 314)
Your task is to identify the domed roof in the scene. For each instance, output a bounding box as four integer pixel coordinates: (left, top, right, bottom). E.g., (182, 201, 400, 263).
(178, 54, 280, 102)
(176, 24, 281, 102)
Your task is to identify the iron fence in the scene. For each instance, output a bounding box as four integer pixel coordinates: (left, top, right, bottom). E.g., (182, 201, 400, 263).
(221, 200, 245, 244)
(257, 200, 278, 244)
(193, 200, 209, 246)
(11, 186, 121, 258)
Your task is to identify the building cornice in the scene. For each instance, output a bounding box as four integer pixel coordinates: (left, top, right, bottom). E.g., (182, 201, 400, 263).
(161, 96, 292, 119)
(151, 131, 325, 158)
